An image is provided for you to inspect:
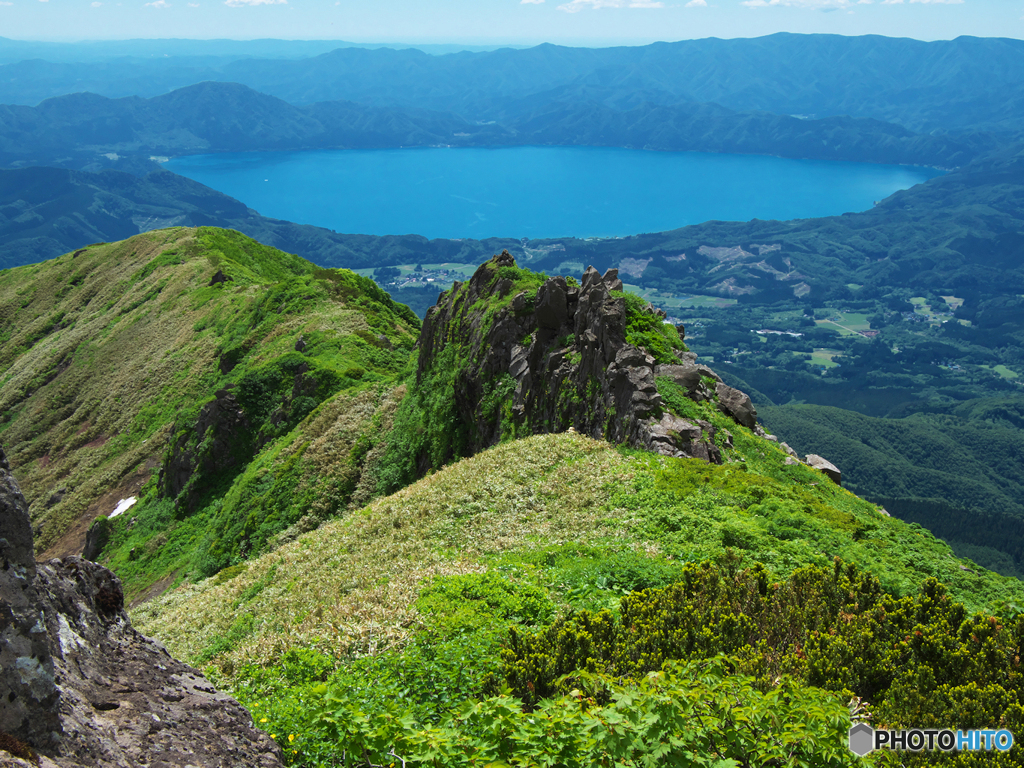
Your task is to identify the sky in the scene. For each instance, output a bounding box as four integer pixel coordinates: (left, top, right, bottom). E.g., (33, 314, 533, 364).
(0, 0, 1021, 45)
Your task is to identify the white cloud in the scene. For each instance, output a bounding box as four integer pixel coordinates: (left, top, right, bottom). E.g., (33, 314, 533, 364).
(521, 0, 545, 4)
(747, 0, 962, 5)
(91, 2, 102, 6)
(742, 0, 852, 7)
(224, 0, 286, 5)
(558, 0, 663, 11)
(686, 0, 707, 6)
(144, 0, 168, 6)
(0, 3, 13, 7)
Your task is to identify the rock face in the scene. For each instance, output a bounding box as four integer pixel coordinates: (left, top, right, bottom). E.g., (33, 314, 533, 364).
(0, 447, 284, 768)
(0, 447, 61, 752)
(417, 252, 762, 463)
(160, 384, 253, 513)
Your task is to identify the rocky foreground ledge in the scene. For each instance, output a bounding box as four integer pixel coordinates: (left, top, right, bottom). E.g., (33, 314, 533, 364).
(0, 447, 283, 768)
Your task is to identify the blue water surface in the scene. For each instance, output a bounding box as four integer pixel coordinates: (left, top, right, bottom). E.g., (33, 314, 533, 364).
(166, 146, 941, 240)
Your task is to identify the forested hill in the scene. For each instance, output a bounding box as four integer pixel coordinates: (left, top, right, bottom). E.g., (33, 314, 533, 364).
(0, 167, 523, 272)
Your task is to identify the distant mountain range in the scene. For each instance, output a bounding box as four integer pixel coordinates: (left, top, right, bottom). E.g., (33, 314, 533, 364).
(0, 80, 987, 175)
(2, 34, 1023, 135)
(0, 36, 522, 65)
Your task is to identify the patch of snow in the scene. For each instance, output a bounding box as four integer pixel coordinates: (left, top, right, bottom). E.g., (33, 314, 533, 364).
(108, 497, 137, 519)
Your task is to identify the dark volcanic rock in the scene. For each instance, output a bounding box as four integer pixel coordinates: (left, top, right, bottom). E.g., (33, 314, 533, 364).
(0, 447, 61, 751)
(160, 384, 252, 512)
(0, 447, 284, 767)
(33, 558, 283, 768)
(417, 252, 762, 463)
(81, 516, 110, 562)
(714, 382, 758, 430)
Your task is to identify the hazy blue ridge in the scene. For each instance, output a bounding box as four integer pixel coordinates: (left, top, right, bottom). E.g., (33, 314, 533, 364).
(1, 34, 1023, 135)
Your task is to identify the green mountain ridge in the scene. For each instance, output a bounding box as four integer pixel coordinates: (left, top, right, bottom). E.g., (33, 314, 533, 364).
(0, 226, 419, 599)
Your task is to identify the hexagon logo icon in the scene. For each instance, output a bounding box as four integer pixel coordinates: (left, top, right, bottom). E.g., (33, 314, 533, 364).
(849, 723, 875, 756)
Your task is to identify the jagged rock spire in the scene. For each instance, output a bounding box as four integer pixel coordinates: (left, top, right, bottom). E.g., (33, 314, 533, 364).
(416, 252, 762, 464)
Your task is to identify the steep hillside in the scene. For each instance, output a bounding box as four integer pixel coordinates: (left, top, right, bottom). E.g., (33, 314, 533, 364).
(0, 226, 419, 599)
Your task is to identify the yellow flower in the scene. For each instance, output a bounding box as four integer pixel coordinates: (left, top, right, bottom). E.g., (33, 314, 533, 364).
(288, 735, 295, 742)
(260, 718, 268, 723)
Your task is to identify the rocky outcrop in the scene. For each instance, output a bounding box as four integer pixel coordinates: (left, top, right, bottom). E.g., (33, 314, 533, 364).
(715, 382, 758, 430)
(0, 446, 284, 768)
(417, 252, 764, 463)
(160, 384, 253, 513)
(0, 448, 61, 752)
(160, 361, 330, 514)
(806, 454, 842, 486)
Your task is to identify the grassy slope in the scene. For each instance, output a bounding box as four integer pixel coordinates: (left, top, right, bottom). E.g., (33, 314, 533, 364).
(134, 426, 1024, 674)
(0, 226, 420, 598)
(134, 428, 1024, 767)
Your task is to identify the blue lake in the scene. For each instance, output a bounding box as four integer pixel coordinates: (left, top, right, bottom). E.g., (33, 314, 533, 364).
(166, 146, 942, 240)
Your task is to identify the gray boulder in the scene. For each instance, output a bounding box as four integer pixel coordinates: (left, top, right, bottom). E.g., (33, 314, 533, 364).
(715, 382, 758, 430)
(806, 454, 842, 486)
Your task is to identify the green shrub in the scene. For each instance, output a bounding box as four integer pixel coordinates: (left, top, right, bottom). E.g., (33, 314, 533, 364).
(619, 291, 687, 365)
(417, 570, 555, 630)
(238, 655, 855, 768)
